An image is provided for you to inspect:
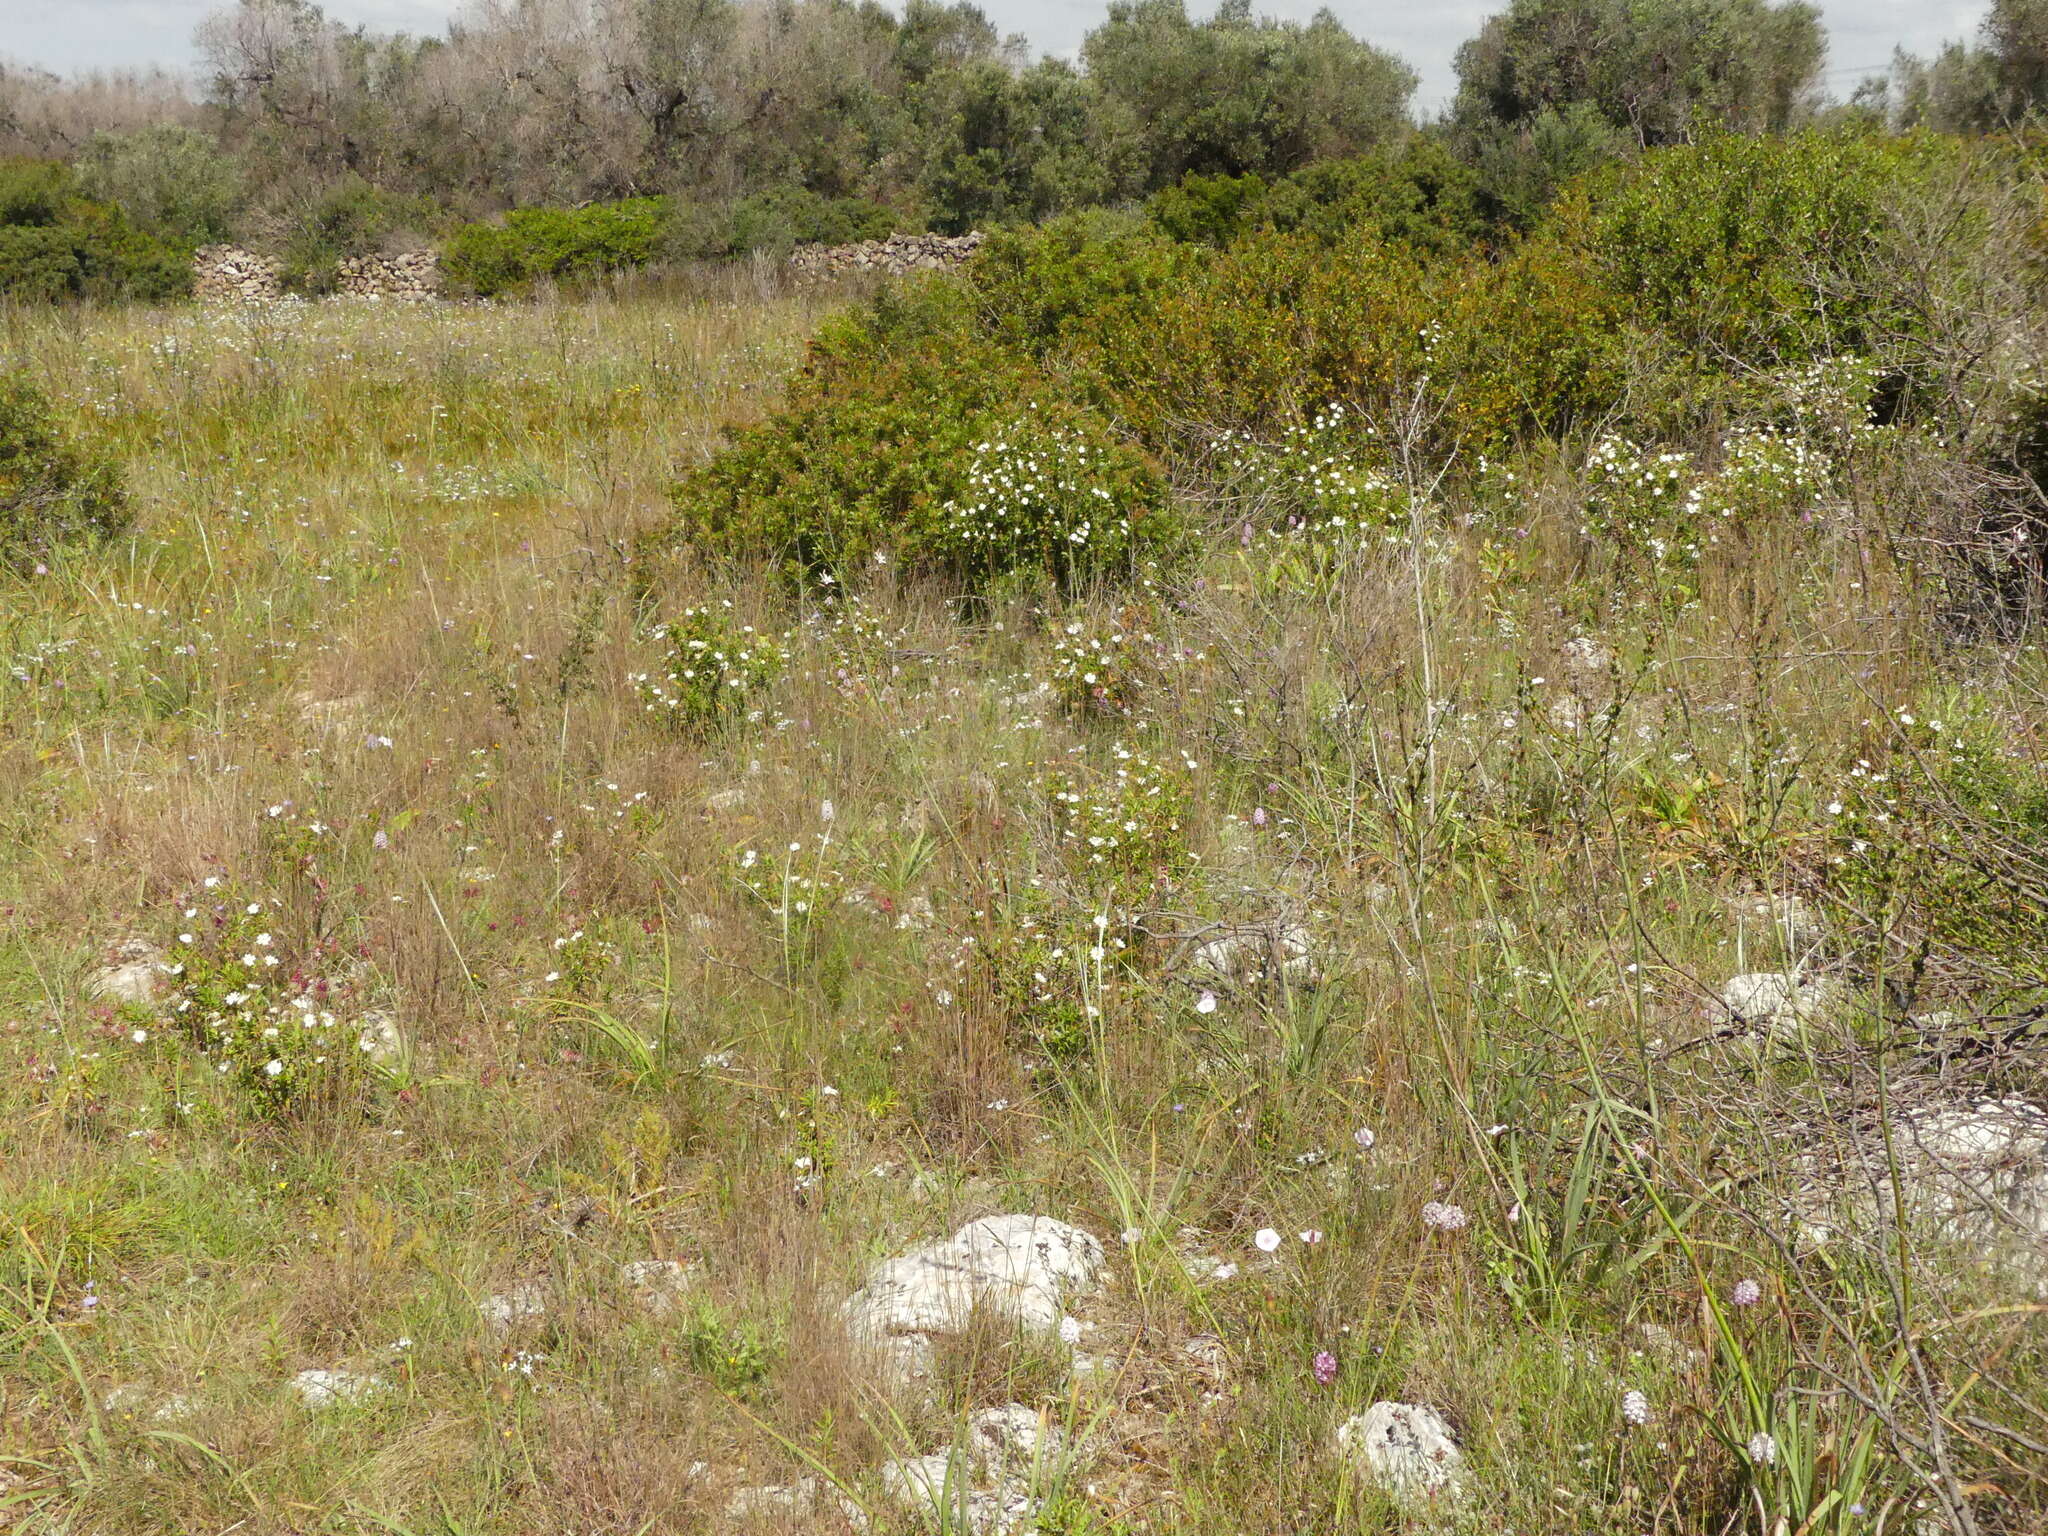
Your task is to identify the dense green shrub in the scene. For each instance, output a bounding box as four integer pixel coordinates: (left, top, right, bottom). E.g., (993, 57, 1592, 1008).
(0, 158, 191, 304)
(0, 160, 70, 227)
(665, 188, 903, 262)
(279, 176, 441, 293)
(635, 602, 788, 731)
(60, 200, 192, 303)
(444, 197, 671, 296)
(73, 126, 243, 251)
(965, 210, 1199, 357)
(1824, 705, 2048, 1002)
(663, 131, 2028, 595)
(1146, 171, 1268, 246)
(1147, 143, 1491, 257)
(667, 277, 1176, 589)
(1252, 140, 1491, 256)
(1545, 132, 1972, 370)
(0, 373, 131, 568)
(668, 282, 1003, 581)
(0, 225, 84, 304)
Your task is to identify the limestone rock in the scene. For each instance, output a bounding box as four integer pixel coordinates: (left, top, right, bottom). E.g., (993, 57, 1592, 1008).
(1188, 923, 1315, 987)
(1336, 1401, 1469, 1510)
(724, 1476, 867, 1528)
(619, 1257, 697, 1316)
(788, 231, 985, 283)
(354, 1010, 405, 1068)
(479, 1280, 548, 1330)
(192, 245, 283, 303)
(1730, 893, 1828, 960)
(878, 1444, 1037, 1535)
(844, 1215, 1105, 1370)
(1560, 635, 1614, 676)
(336, 250, 441, 299)
(1717, 972, 1845, 1035)
(289, 1368, 385, 1409)
(89, 939, 170, 1009)
(849, 1214, 1105, 1333)
(102, 1384, 195, 1422)
(967, 1403, 1061, 1478)
(1811, 1097, 2048, 1289)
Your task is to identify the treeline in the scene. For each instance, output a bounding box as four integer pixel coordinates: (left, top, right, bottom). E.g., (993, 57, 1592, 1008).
(4, 0, 2048, 300)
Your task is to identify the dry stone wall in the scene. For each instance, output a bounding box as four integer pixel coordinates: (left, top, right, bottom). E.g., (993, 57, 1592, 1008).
(788, 230, 984, 281)
(192, 245, 283, 303)
(193, 246, 442, 302)
(337, 251, 441, 298)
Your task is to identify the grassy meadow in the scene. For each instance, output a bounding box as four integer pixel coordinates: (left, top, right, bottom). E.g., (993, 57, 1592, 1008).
(0, 263, 2045, 1536)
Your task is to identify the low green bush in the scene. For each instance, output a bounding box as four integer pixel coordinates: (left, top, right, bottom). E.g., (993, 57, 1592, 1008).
(73, 126, 243, 252)
(666, 187, 904, 261)
(0, 372, 131, 568)
(1824, 704, 2048, 1003)
(1147, 142, 1490, 258)
(634, 602, 788, 732)
(0, 157, 192, 305)
(1545, 132, 1974, 371)
(1146, 170, 1267, 246)
(667, 277, 1177, 589)
(276, 175, 439, 294)
(664, 132, 2028, 596)
(0, 225, 83, 304)
(966, 209, 1198, 357)
(444, 197, 671, 296)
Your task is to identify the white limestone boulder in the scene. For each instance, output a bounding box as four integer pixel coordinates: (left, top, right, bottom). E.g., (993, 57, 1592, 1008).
(89, 939, 170, 1008)
(844, 1215, 1105, 1376)
(1716, 972, 1846, 1036)
(289, 1368, 385, 1410)
(1336, 1401, 1469, 1510)
(1806, 1097, 2048, 1290)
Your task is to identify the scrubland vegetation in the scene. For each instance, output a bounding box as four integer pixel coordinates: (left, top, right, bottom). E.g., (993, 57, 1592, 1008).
(0, 119, 2045, 1533)
(5, 2, 2048, 1535)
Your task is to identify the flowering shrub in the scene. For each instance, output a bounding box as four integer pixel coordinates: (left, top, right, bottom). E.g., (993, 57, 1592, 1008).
(1212, 405, 1413, 534)
(1581, 436, 1697, 570)
(542, 925, 620, 999)
(807, 595, 919, 700)
(1691, 428, 1833, 536)
(937, 407, 1175, 589)
(1050, 619, 1143, 718)
(1585, 414, 1849, 578)
(974, 902, 1114, 1060)
(1764, 355, 1881, 448)
(159, 884, 362, 1119)
(1044, 745, 1197, 898)
(731, 836, 849, 970)
(634, 603, 786, 731)
(1047, 608, 1204, 719)
(1821, 705, 2048, 993)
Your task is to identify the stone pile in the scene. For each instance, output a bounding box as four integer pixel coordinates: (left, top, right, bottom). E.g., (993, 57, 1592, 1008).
(336, 250, 441, 299)
(192, 245, 283, 303)
(789, 230, 985, 281)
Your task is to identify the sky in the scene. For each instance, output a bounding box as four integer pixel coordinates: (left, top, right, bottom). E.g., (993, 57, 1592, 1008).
(0, 0, 1999, 116)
